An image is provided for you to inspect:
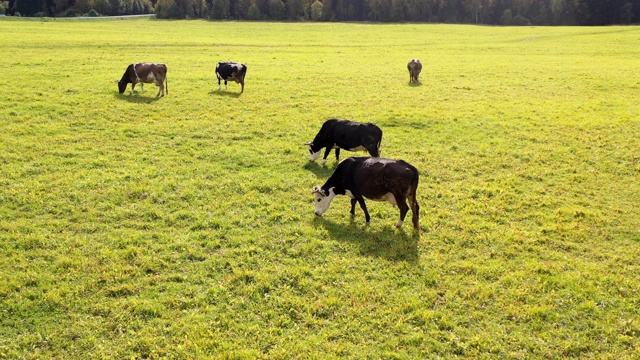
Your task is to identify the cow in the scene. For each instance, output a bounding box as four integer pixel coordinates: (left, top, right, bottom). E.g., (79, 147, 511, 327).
(306, 119, 382, 165)
(407, 59, 422, 83)
(117, 63, 168, 97)
(216, 61, 247, 93)
(312, 157, 420, 229)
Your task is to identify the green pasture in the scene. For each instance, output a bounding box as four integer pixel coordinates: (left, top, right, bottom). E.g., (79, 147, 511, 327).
(0, 18, 639, 358)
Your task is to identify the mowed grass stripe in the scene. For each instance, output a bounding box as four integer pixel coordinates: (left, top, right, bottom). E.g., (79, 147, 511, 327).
(0, 19, 639, 358)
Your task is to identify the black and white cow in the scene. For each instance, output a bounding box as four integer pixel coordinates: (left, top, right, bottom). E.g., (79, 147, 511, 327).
(216, 61, 247, 93)
(117, 63, 168, 97)
(306, 119, 382, 165)
(407, 59, 422, 83)
(312, 157, 420, 229)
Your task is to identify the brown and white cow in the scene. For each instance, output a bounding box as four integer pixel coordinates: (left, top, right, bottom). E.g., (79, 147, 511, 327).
(312, 157, 420, 229)
(117, 63, 168, 97)
(407, 59, 422, 83)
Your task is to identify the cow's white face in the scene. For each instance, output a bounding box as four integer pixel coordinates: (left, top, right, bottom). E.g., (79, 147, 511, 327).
(312, 186, 336, 216)
(307, 143, 321, 162)
(309, 149, 321, 162)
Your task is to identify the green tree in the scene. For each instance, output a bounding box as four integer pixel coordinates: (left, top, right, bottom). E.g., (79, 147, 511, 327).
(108, 0, 128, 15)
(247, 0, 261, 19)
(550, 0, 563, 25)
(75, 0, 94, 13)
(620, 2, 633, 23)
(310, 0, 322, 20)
(131, 0, 144, 14)
(368, 0, 390, 21)
(286, 0, 302, 20)
(267, 0, 285, 19)
(391, 0, 407, 21)
(500, 8, 512, 24)
(211, 0, 228, 18)
(155, 0, 178, 18)
(54, 0, 70, 14)
(512, 14, 530, 25)
(191, 0, 206, 17)
(231, 0, 249, 18)
(15, 0, 45, 15)
(94, 0, 110, 14)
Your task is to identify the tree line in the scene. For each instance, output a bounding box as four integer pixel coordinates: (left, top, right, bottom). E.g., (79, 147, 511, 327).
(5, 0, 640, 25)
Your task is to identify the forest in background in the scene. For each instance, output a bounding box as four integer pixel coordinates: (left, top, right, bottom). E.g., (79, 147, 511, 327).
(3, 0, 640, 26)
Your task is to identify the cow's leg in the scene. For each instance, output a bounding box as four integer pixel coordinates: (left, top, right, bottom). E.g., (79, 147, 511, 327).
(130, 82, 136, 95)
(218, 78, 222, 91)
(321, 147, 332, 165)
(156, 82, 162, 97)
(355, 196, 371, 225)
(350, 198, 357, 216)
(395, 195, 410, 229)
(335, 148, 341, 162)
(225, 80, 228, 90)
(140, 83, 145, 93)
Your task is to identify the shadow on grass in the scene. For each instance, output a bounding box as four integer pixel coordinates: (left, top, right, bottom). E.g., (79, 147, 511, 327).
(313, 217, 420, 263)
(208, 90, 243, 98)
(114, 93, 163, 104)
(408, 82, 423, 87)
(303, 161, 336, 178)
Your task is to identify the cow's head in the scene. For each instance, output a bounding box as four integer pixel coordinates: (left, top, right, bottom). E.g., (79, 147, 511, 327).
(117, 80, 127, 94)
(312, 186, 336, 216)
(305, 142, 322, 162)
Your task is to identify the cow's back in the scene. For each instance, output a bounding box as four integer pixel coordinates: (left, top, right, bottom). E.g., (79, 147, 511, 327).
(350, 157, 417, 196)
(329, 120, 382, 147)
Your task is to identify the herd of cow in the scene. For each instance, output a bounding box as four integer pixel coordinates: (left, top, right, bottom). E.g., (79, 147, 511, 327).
(116, 59, 423, 231)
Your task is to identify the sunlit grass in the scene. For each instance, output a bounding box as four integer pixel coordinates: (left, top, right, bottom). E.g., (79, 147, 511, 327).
(0, 19, 639, 358)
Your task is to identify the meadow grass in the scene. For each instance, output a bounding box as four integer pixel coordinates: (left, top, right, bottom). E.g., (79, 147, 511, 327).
(0, 19, 639, 358)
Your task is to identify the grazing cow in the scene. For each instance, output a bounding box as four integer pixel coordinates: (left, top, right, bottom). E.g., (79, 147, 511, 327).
(216, 61, 247, 93)
(117, 63, 168, 97)
(407, 59, 422, 83)
(312, 157, 420, 229)
(306, 119, 382, 165)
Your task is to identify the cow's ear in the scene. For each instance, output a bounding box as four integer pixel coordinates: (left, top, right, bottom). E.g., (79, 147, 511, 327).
(304, 142, 312, 146)
(311, 186, 322, 195)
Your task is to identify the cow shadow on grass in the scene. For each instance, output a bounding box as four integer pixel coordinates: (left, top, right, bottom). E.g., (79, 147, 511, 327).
(303, 162, 337, 178)
(209, 90, 242, 98)
(114, 93, 162, 104)
(313, 217, 419, 263)
(408, 82, 423, 87)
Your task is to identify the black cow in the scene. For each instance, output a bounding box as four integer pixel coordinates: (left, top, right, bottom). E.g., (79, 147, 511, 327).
(306, 119, 382, 165)
(117, 63, 168, 97)
(312, 157, 420, 229)
(408, 59, 422, 83)
(216, 61, 247, 93)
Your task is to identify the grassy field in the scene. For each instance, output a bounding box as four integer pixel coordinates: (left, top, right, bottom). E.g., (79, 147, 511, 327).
(0, 18, 639, 358)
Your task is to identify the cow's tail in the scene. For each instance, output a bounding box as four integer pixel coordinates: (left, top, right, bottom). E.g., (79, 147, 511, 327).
(165, 75, 168, 95)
